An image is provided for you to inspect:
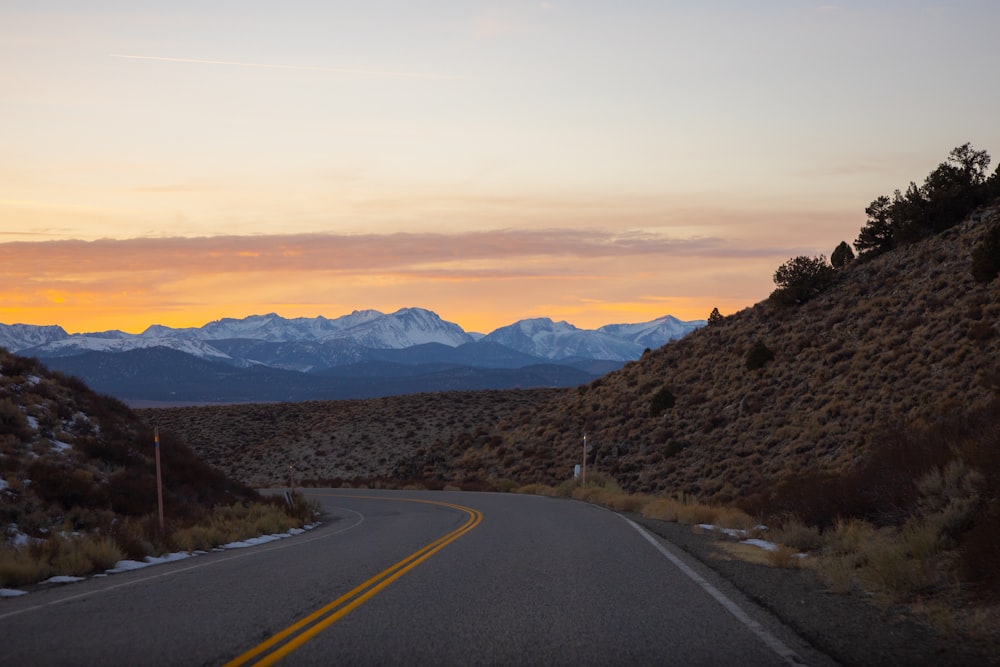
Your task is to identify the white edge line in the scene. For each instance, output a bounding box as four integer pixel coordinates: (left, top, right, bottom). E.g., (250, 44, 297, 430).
(0, 507, 365, 621)
(622, 516, 808, 667)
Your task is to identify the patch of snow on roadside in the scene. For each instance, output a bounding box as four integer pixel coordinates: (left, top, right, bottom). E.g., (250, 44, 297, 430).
(697, 523, 795, 555)
(41, 575, 86, 584)
(742, 538, 779, 552)
(106, 551, 192, 574)
(220, 533, 292, 549)
(1, 588, 28, 597)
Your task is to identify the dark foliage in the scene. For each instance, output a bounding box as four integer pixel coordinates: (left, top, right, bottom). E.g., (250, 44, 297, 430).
(740, 396, 1000, 598)
(771, 255, 835, 305)
(744, 340, 775, 371)
(649, 386, 676, 417)
(970, 222, 1000, 283)
(855, 143, 995, 257)
(831, 241, 855, 268)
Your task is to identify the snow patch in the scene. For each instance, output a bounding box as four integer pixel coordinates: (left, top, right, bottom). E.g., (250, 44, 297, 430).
(106, 551, 192, 573)
(220, 532, 294, 549)
(51, 440, 73, 453)
(41, 575, 86, 584)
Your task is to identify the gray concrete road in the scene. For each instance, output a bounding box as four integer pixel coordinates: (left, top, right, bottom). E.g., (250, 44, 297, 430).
(1, 490, 835, 666)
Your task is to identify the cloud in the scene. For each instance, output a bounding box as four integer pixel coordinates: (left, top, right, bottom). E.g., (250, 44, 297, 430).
(0, 229, 798, 278)
(109, 54, 476, 81)
(0, 229, 793, 332)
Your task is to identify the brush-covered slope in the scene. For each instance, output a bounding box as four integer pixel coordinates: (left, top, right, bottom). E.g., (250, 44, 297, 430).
(486, 210, 1000, 501)
(141, 389, 564, 488)
(0, 350, 255, 547)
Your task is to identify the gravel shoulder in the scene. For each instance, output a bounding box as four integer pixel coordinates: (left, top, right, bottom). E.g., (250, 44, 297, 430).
(633, 515, 996, 667)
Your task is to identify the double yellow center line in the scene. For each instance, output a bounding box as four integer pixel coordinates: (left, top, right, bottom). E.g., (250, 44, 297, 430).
(224, 496, 482, 667)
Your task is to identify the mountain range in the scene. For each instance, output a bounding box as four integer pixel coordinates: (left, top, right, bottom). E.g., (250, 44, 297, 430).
(0, 309, 704, 404)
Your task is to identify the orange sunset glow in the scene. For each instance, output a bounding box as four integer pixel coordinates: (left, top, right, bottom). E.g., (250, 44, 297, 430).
(3, 3, 999, 335)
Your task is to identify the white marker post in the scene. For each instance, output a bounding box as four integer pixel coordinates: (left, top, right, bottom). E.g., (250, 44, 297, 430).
(154, 427, 165, 532)
(581, 433, 587, 487)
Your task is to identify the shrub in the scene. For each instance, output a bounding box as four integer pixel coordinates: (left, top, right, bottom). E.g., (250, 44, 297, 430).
(642, 498, 683, 522)
(766, 544, 801, 569)
(649, 387, 676, 417)
(604, 493, 651, 513)
(0, 398, 32, 442)
(771, 255, 835, 305)
(745, 340, 775, 370)
(970, 223, 1000, 283)
(0, 547, 51, 587)
(772, 518, 823, 552)
(831, 241, 855, 268)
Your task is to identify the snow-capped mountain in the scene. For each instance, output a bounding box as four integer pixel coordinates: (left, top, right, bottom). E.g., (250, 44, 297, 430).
(2, 309, 704, 363)
(0, 323, 70, 352)
(20, 335, 234, 361)
(10, 308, 472, 361)
(598, 315, 706, 349)
(324, 308, 473, 349)
(2, 310, 705, 401)
(139, 310, 383, 342)
(482, 318, 644, 361)
(0, 309, 705, 402)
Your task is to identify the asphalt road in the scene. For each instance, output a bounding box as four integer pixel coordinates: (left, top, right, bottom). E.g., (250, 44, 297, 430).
(1, 490, 836, 666)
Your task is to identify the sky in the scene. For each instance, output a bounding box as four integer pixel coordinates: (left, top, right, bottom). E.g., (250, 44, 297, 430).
(2, 1, 999, 335)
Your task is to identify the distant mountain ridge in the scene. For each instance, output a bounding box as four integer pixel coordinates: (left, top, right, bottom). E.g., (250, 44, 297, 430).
(1, 308, 702, 361)
(0, 309, 704, 403)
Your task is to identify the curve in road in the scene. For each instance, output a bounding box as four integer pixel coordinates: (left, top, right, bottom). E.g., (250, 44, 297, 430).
(225, 495, 481, 666)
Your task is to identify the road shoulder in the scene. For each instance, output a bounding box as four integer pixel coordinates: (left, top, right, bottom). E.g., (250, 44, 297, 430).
(632, 515, 993, 667)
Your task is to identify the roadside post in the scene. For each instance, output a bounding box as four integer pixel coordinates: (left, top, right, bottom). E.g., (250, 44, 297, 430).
(582, 433, 587, 486)
(154, 426, 165, 532)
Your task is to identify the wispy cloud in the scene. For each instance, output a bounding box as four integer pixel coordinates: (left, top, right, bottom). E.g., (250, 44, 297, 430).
(109, 54, 476, 81)
(0, 230, 788, 332)
(0, 229, 797, 276)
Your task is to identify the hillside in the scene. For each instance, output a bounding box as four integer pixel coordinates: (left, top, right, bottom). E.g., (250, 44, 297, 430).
(0, 350, 272, 585)
(494, 207, 1000, 501)
(142, 389, 563, 488)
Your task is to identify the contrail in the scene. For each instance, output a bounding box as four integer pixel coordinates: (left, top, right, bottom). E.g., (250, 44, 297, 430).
(109, 54, 475, 81)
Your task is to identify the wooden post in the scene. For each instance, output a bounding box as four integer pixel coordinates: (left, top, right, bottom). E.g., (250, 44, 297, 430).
(154, 427, 165, 532)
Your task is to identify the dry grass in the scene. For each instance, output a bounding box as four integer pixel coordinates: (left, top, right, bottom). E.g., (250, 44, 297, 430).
(765, 544, 802, 569)
(641, 498, 684, 522)
(0, 498, 314, 588)
(0, 534, 124, 587)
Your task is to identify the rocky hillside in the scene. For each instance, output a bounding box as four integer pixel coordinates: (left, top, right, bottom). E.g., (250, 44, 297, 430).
(144, 204, 999, 503)
(0, 351, 255, 548)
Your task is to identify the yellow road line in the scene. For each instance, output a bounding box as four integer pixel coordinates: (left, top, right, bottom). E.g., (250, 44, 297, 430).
(224, 495, 482, 667)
